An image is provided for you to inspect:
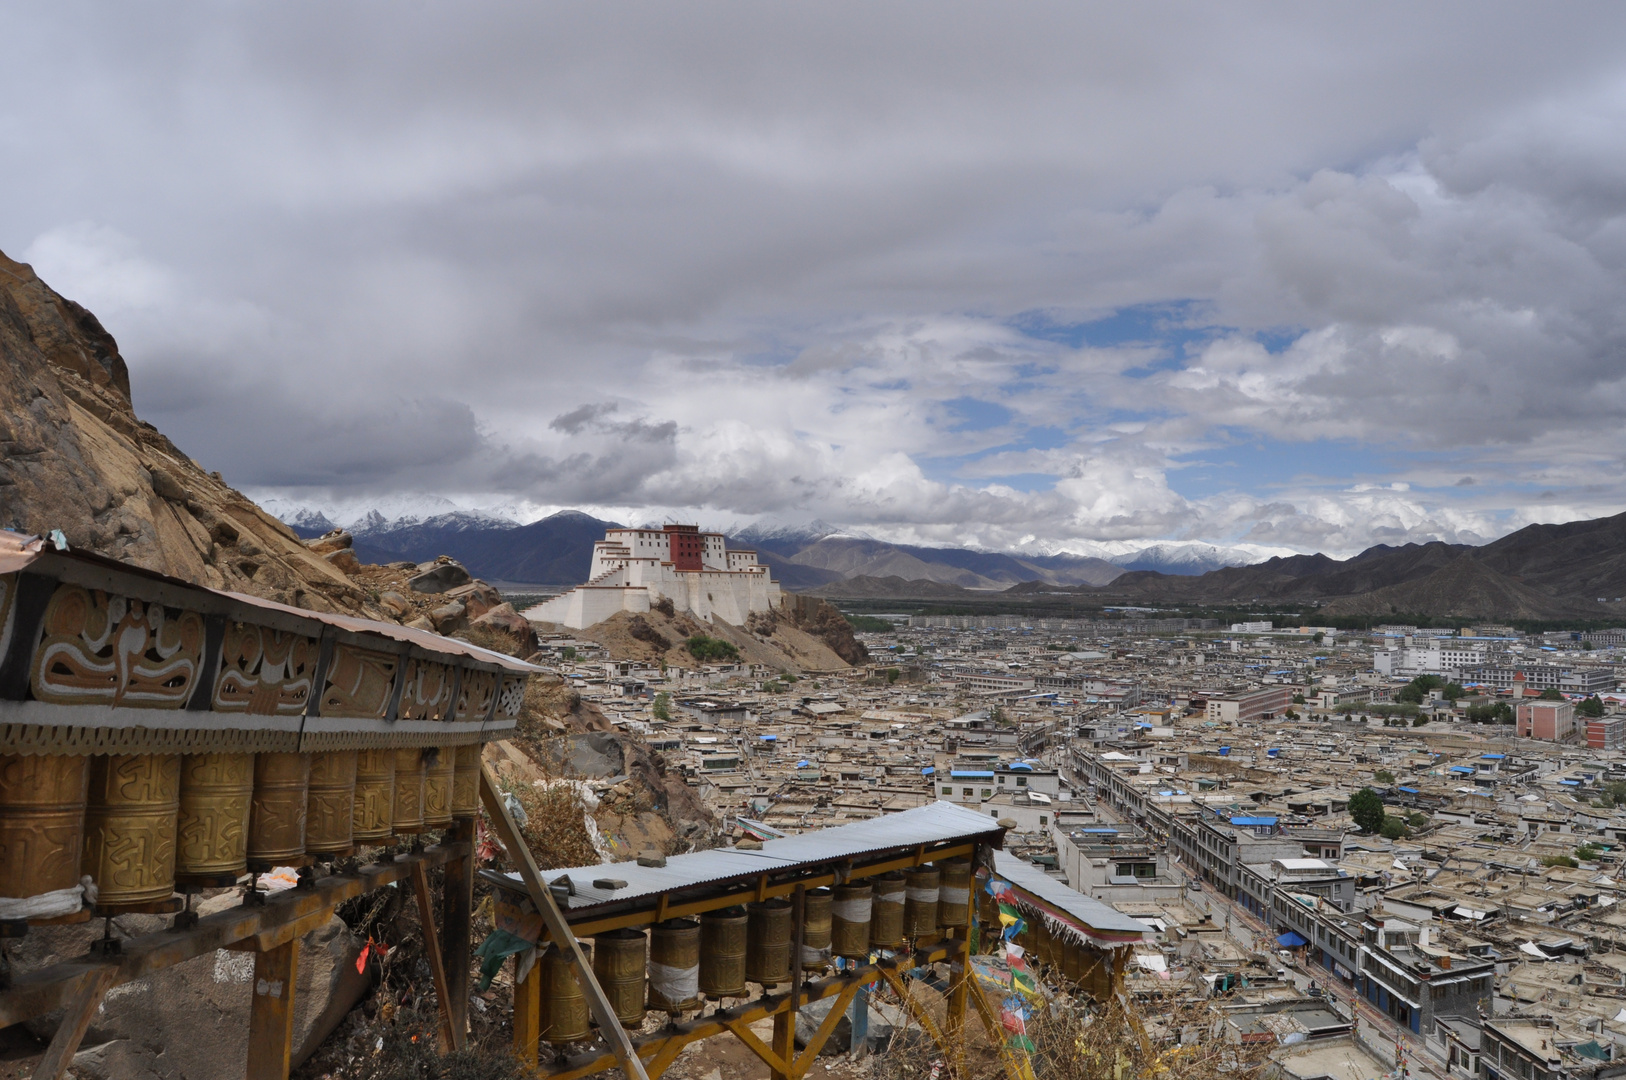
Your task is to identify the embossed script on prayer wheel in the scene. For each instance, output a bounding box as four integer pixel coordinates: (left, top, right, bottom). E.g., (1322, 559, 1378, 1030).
(937, 859, 971, 928)
(351, 748, 396, 841)
(391, 748, 426, 835)
(902, 866, 940, 939)
(592, 928, 648, 1026)
(830, 882, 873, 960)
(305, 750, 358, 855)
(175, 752, 252, 885)
(539, 944, 592, 1044)
(699, 906, 748, 998)
(247, 752, 310, 865)
(0, 753, 89, 905)
(745, 899, 792, 987)
(869, 872, 906, 948)
(421, 747, 454, 829)
(81, 753, 181, 910)
(801, 887, 832, 971)
(451, 743, 480, 818)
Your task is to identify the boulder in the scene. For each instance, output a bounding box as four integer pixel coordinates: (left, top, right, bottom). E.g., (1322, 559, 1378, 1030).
(565, 731, 625, 778)
(471, 603, 538, 653)
(407, 560, 472, 593)
(446, 581, 502, 620)
(429, 601, 467, 633)
(406, 615, 436, 632)
(304, 528, 354, 555)
(377, 589, 411, 616)
(21, 900, 364, 1078)
(323, 548, 361, 574)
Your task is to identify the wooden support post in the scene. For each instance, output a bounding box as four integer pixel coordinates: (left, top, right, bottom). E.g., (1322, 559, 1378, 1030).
(771, 885, 804, 1080)
(791, 979, 862, 1077)
(946, 841, 982, 1072)
(876, 965, 946, 1049)
(410, 860, 462, 1051)
(967, 971, 1025, 1080)
(31, 964, 116, 1080)
(442, 819, 474, 1048)
(514, 953, 542, 1066)
(246, 938, 299, 1080)
(479, 764, 652, 1080)
(727, 1014, 793, 1077)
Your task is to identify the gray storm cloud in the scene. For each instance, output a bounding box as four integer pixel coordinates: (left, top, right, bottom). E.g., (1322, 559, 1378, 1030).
(6, 3, 1626, 554)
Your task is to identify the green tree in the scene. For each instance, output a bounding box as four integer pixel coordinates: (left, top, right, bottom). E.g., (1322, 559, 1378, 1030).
(1443, 683, 1466, 700)
(560, 646, 577, 662)
(1380, 815, 1407, 840)
(1292, 693, 1306, 705)
(1349, 788, 1385, 834)
(1539, 688, 1564, 701)
(1407, 812, 1429, 828)
(1412, 715, 1429, 727)
(886, 667, 901, 685)
(651, 691, 671, 721)
(686, 634, 741, 662)
(1579, 695, 1605, 718)
(1373, 769, 1395, 784)
(1312, 632, 1324, 645)
(1541, 854, 1578, 868)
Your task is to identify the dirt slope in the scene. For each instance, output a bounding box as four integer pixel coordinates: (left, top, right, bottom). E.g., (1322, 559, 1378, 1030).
(551, 605, 851, 673)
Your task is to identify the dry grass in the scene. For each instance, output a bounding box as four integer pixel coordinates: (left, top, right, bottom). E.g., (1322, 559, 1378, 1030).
(510, 780, 600, 871)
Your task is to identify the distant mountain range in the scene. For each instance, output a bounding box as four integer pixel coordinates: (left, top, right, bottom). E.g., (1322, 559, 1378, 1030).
(277, 506, 1267, 589)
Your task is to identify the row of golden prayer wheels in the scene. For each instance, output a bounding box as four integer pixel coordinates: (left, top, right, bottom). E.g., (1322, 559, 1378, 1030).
(531, 859, 974, 1044)
(0, 745, 483, 915)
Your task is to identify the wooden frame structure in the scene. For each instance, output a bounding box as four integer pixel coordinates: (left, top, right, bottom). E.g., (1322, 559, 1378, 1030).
(479, 786, 1019, 1080)
(0, 827, 476, 1080)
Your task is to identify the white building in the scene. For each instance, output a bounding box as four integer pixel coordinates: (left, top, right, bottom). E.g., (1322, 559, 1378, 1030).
(524, 524, 782, 630)
(1373, 643, 1488, 678)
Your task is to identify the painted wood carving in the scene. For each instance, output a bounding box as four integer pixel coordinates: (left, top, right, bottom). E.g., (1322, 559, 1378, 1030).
(497, 676, 526, 718)
(454, 669, 496, 721)
(319, 644, 398, 719)
(30, 585, 205, 708)
(398, 658, 453, 721)
(212, 622, 316, 715)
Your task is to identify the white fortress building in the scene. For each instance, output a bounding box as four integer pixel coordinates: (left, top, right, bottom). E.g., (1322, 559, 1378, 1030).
(524, 524, 782, 630)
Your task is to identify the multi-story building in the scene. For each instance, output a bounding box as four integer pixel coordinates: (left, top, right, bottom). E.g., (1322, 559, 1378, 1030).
(1517, 700, 1576, 742)
(1586, 716, 1626, 751)
(1204, 686, 1294, 723)
(1358, 922, 1495, 1036)
(1468, 665, 1616, 695)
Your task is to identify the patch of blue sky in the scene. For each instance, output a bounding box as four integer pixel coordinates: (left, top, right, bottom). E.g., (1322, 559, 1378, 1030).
(1168, 436, 1379, 499)
(1009, 303, 1308, 371)
(940, 397, 1013, 431)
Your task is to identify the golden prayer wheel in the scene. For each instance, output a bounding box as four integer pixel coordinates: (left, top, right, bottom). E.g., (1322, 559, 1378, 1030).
(82, 753, 181, 911)
(592, 928, 648, 1026)
(902, 866, 940, 939)
(539, 944, 593, 1044)
(831, 882, 873, 960)
(937, 859, 972, 928)
(745, 899, 792, 987)
(352, 748, 396, 842)
(647, 918, 700, 1014)
(0, 753, 89, 905)
(305, 750, 358, 856)
(174, 752, 253, 886)
(870, 872, 906, 949)
(451, 743, 481, 818)
(801, 888, 833, 971)
(391, 747, 426, 835)
(247, 752, 310, 865)
(422, 747, 454, 829)
(1061, 938, 1082, 984)
(699, 906, 748, 998)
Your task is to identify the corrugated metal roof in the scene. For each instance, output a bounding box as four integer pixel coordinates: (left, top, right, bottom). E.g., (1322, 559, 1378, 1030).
(991, 850, 1151, 937)
(496, 801, 1005, 912)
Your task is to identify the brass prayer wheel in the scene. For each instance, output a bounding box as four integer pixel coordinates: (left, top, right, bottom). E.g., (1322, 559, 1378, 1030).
(1061, 937, 1081, 983)
(647, 917, 700, 1013)
(592, 928, 648, 1026)
(422, 747, 454, 829)
(745, 898, 792, 987)
(174, 752, 253, 885)
(451, 743, 481, 818)
(831, 882, 873, 960)
(305, 750, 358, 855)
(699, 906, 748, 998)
(247, 752, 310, 865)
(937, 859, 971, 928)
(902, 866, 940, 939)
(539, 944, 592, 1044)
(391, 747, 426, 835)
(0, 753, 89, 905)
(82, 753, 181, 910)
(801, 888, 832, 970)
(870, 872, 906, 948)
(351, 748, 396, 841)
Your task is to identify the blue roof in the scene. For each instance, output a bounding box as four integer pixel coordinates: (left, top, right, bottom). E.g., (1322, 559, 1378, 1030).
(759, 734, 777, 740)
(1450, 766, 1477, 774)
(1482, 753, 1505, 760)
(1560, 779, 1581, 786)
(1277, 931, 1309, 948)
(951, 770, 995, 779)
(1230, 816, 1278, 827)
(1079, 827, 1118, 834)
(921, 766, 934, 775)
(1397, 786, 1419, 794)
(1005, 762, 1034, 770)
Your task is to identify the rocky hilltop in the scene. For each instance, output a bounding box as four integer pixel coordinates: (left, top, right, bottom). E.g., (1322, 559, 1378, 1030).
(0, 249, 386, 617)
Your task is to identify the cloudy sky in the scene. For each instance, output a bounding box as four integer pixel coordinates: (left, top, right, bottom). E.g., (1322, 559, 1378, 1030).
(8, 4, 1626, 557)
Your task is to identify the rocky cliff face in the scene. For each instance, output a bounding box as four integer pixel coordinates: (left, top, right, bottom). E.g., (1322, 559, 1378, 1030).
(0, 250, 382, 617)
